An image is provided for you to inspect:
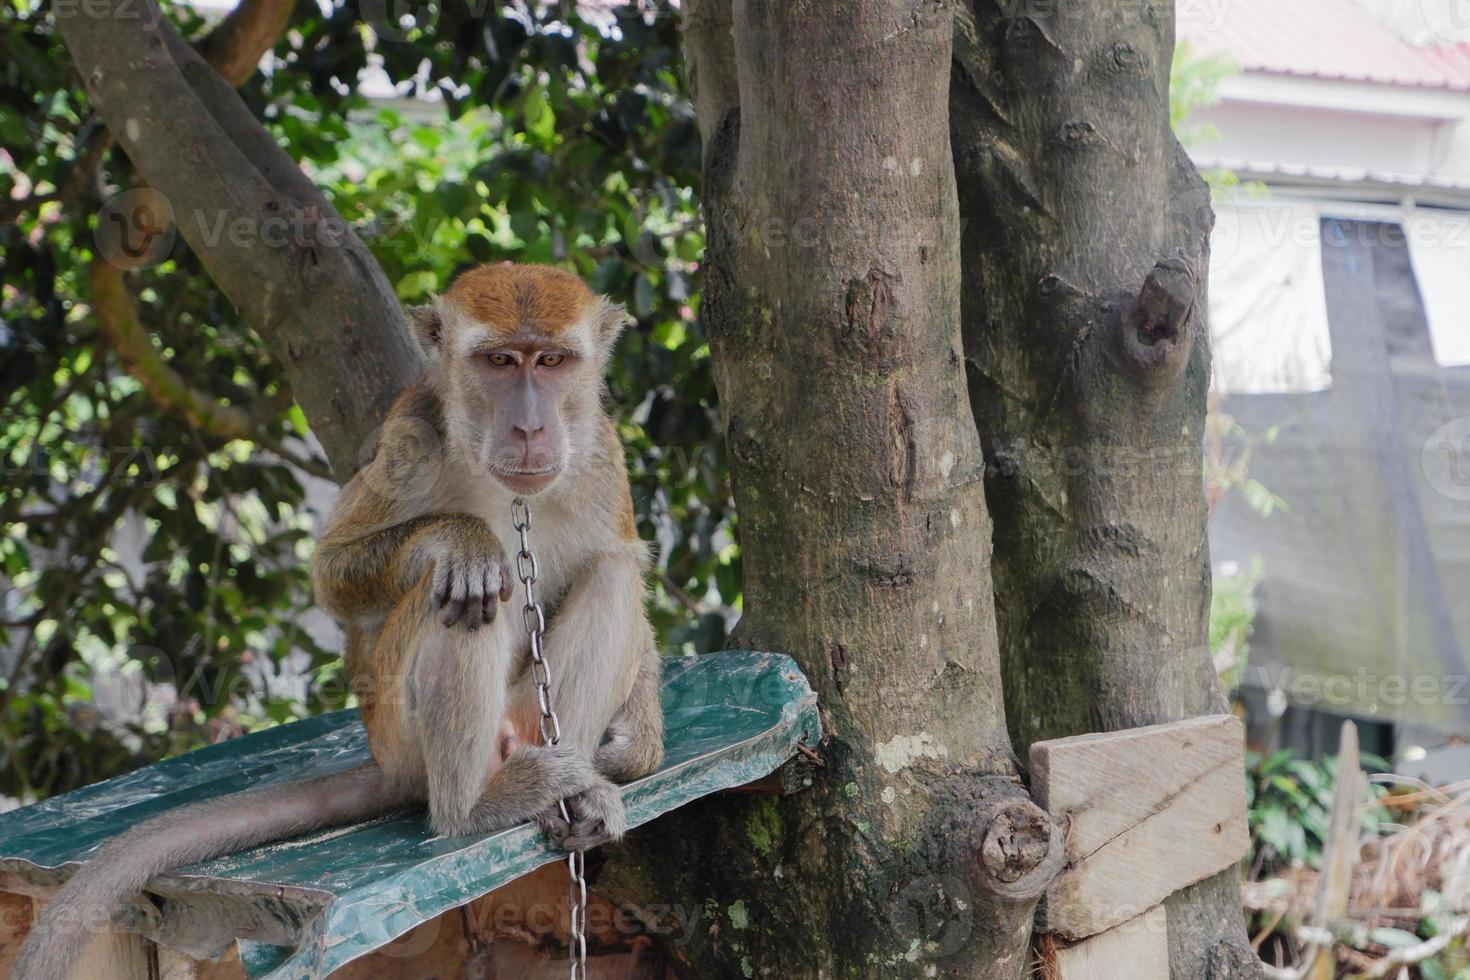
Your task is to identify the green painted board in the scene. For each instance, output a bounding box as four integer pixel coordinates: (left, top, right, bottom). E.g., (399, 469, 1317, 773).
(0, 651, 818, 978)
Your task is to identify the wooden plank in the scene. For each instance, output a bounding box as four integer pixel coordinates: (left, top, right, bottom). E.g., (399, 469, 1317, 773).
(1307, 720, 1362, 980)
(1031, 714, 1248, 940)
(31, 897, 154, 980)
(1043, 904, 1168, 980)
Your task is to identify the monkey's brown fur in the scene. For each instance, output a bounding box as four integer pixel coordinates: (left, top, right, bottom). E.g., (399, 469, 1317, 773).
(17, 264, 664, 980)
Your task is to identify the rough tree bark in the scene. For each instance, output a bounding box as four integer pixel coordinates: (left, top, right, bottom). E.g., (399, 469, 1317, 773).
(54, 0, 418, 480)
(608, 1, 1058, 977)
(949, 3, 1258, 976)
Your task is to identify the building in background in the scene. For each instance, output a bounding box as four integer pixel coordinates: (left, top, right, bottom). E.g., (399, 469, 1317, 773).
(1179, 0, 1470, 780)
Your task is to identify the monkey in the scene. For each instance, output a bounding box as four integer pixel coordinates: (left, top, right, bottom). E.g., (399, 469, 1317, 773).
(16, 264, 665, 980)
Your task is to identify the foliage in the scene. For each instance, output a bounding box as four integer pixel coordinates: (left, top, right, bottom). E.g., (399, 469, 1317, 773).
(1206, 405, 1288, 518)
(1209, 558, 1260, 694)
(1170, 41, 1267, 201)
(0, 0, 725, 802)
(1246, 753, 1470, 977)
(1170, 38, 1234, 149)
(1246, 747, 1392, 874)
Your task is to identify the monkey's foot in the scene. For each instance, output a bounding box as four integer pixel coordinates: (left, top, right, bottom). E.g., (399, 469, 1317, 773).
(536, 781, 626, 850)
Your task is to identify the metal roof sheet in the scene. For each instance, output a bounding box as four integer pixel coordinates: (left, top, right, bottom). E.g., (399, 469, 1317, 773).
(1178, 0, 1470, 90)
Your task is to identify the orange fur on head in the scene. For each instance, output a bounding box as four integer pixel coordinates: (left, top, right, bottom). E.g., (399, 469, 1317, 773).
(445, 263, 596, 337)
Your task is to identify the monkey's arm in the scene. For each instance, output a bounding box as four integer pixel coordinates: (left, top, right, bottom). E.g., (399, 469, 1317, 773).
(311, 495, 508, 623)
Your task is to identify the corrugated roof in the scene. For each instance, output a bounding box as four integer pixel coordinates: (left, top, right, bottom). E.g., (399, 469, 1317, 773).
(1177, 0, 1470, 90)
(1193, 156, 1470, 193)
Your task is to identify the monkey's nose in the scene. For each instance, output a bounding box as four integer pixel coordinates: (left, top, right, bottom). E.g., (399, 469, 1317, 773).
(512, 422, 545, 440)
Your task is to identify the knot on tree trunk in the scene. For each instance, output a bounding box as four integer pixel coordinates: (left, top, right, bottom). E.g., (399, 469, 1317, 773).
(1118, 255, 1195, 386)
(939, 784, 1064, 904)
(980, 799, 1053, 885)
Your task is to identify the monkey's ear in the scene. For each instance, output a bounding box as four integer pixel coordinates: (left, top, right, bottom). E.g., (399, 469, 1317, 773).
(593, 296, 633, 347)
(407, 302, 443, 354)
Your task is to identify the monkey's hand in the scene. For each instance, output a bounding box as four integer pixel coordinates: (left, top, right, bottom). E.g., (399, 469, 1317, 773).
(424, 522, 514, 630)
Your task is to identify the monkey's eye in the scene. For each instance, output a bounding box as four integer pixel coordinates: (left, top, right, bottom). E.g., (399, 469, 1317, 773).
(486, 352, 514, 368)
(538, 353, 566, 368)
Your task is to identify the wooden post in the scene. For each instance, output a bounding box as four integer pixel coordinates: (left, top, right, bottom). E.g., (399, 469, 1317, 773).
(1306, 720, 1363, 980)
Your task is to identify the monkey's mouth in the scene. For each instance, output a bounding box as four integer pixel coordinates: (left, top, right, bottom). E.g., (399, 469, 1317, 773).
(488, 463, 562, 494)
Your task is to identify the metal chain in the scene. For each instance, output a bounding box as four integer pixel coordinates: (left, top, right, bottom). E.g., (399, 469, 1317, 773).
(511, 497, 587, 980)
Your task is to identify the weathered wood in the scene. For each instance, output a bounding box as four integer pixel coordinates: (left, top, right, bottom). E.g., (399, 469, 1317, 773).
(326, 906, 471, 980)
(0, 891, 32, 977)
(31, 896, 153, 980)
(1043, 904, 1169, 980)
(1307, 720, 1362, 980)
(1031, 714, 1249, 940)
(159, 944, 247, 980)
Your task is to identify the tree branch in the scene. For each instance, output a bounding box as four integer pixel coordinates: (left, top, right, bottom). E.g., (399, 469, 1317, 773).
(89, 261, 337, 480)
(194, 0, 297, 87)
(54, 0, 421, 478)
(4, 0, 295, 223)
(89, 260, 257, 442)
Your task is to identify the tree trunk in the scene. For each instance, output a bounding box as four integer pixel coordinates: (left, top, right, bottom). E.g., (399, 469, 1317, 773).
(949, 3, 1258, 976)
(610, 2, 1056, 977)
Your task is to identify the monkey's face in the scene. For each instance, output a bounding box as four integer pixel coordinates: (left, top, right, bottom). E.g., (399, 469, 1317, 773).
(415, 265, 629, 496)
(447, 340, 587, 495)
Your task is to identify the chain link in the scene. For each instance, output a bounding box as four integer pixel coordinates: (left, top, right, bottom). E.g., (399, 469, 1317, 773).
(512, 497, 586, 980)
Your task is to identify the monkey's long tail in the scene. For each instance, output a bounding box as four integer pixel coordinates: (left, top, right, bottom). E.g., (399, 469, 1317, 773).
(14, 762, 398, 980)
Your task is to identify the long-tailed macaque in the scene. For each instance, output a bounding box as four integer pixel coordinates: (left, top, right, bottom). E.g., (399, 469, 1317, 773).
(17, 264, 664, 980)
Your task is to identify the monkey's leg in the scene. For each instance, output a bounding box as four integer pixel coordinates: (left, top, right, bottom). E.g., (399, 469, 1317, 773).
(390, 572, 525, 838)
(594, 646, 665, 782)
(383, 573, 605, 839)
